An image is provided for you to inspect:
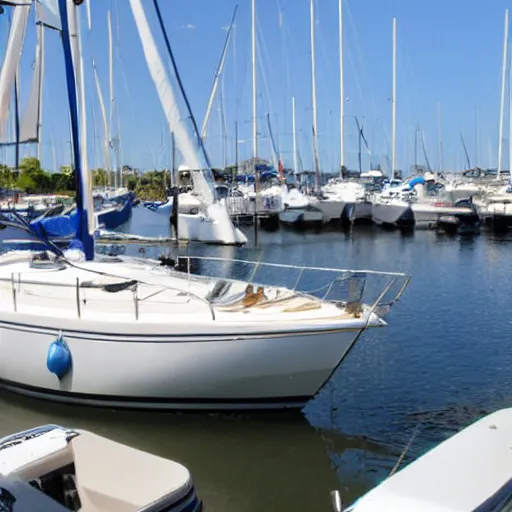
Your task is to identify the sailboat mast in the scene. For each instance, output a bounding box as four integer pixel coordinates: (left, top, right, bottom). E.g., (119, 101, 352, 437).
(251, 0, 259, 246)
(292, 96, 298, 177)
(310, 0, 320, 190)
(37, 21, 45, 163)
(338, 0, 344, 176)
(108, 9, 115, 189)
(201, 4, 238, 141)
(509, 40, 512, 177)
(437, 102, 443, 177)
(474, 107, 479, 168)
(57, 0, 94, 260)
(14, 74, 19, 170)
(391, 17, 396, 180)
(498, 9, 508, 179)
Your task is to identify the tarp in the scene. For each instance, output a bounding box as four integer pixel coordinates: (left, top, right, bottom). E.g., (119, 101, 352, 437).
(30, 210, 78, 238)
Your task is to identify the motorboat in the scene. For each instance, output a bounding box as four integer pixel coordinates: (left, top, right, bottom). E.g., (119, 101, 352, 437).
(372, 177, 480, 232)
(0, 424, 202, 511)
(474, 182, 512, 232)
(343, 408, 512, 511)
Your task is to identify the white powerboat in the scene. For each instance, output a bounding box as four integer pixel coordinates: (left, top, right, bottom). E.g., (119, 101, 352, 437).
(0, 424, 202, 511)
(344, 408, 512, 512)
(372, 177, 480, 232)
(474, 182, 512, 232)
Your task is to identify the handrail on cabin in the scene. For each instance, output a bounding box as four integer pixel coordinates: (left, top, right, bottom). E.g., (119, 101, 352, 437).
(7, 272, 216, 322)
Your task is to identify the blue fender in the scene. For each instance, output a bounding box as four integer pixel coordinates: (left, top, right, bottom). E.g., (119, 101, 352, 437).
(47, 334, 72, 379)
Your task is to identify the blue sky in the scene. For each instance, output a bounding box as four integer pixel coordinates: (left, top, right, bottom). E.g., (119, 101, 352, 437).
(0, 0, 511, 174)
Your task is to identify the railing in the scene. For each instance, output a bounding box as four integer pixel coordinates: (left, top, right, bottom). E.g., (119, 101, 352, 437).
(226, 195, 284, 217)
(4, 257, 410, 323)
(5, 271, 216, 322)
(176, 255, 410, 318)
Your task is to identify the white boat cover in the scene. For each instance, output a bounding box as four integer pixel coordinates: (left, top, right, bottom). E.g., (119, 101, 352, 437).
(350, 408, 512, 512)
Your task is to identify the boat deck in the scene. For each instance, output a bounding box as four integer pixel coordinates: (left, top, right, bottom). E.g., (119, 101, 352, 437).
(0, 254, 392, 330)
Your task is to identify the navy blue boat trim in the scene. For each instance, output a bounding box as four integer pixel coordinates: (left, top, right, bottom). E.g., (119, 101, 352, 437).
(0, 378, 310, 410)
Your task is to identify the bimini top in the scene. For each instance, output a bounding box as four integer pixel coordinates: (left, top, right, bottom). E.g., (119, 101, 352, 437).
(348, 408, 512, 512)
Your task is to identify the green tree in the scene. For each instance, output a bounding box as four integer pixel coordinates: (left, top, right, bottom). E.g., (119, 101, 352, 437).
(92, 168, 108, 187)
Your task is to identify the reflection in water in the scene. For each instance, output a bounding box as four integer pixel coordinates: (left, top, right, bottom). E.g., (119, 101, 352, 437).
(2, 208, 512, 507)
(0, 392, 342, 511)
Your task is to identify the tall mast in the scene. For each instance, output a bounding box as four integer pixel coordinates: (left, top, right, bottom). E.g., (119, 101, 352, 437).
(36, 21, 45, 163)
(251, 0, 257, 169)
(338, 0, 344, 176)
(58, 0, 94, 260)
(498, 9, 508, 179)
(14, 74, 19, 171)
(437, 102, 443, 177)
(251, 0, 259, 245)
(474, 107, 479, 169)
(201, 4, 238, 141)
(509, 40, 512, 177)
(108, 9, 115, 189)
(391, 17, 396, 180)
(310, 0, 320, 190)
(292, 96, 298, 176)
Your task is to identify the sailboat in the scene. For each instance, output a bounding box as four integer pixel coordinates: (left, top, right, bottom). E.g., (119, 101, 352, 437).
(371, 20, 480, 233)
(474, 10, 512, 233)
(136, 4, 246, 246)
(0, 0, 409, 410)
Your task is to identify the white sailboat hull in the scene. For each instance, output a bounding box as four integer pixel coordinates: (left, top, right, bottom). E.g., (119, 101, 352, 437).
(0, 315, 361, 409)
(279, 208, 323, 225)
(351, 201, 373, 221)
(0, 253, 406, 410)
(146, 199, 247, 245)
(313, 198, 346, 223)
(372, 201, 410, 226)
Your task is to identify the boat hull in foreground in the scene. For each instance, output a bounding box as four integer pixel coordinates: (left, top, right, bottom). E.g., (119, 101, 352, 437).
(346, 408, 512, 511)
(0, 253, 406, 410)
(0, 314, 366, 410)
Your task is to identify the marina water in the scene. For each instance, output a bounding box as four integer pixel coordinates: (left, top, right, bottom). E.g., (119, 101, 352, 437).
(1, 206, 511, 511)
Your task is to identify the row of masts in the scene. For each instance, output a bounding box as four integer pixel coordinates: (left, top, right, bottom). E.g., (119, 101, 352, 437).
(0, 2, 122, 189)
(247, 0, 397, 192)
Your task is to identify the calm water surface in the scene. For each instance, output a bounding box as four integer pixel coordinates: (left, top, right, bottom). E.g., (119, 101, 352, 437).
(2, 207, 512, 510)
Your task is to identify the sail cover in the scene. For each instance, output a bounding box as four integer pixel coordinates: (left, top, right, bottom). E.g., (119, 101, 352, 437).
(0, 1, 31, 144)
(36, 0, 60, 29)
(18, 20, 44, 143)
(129, 0, 215, 204)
